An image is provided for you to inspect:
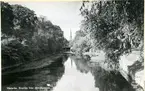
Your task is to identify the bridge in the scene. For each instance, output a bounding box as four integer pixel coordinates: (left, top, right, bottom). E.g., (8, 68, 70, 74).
(63, 29, 73, 53)
(63, 46, 71, 51)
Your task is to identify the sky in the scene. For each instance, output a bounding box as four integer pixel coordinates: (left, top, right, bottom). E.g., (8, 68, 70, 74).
(9, 1, 83, 40)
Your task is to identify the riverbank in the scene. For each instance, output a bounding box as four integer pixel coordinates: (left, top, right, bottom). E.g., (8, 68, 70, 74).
(83, 51, 144, 90)
(119, 51, 144, 90)
(2, 53, 65, 75)
(2, 53, 68, 91)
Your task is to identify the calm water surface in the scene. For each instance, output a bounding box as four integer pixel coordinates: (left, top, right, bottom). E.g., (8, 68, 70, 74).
(2, 54, 134, 91)
(53, 55, 134, 91)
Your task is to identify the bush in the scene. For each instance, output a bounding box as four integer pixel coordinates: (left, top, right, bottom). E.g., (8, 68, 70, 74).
(2, 40, 32, 67)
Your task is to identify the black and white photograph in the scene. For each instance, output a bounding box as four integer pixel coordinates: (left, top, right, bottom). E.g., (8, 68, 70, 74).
(1, 0, 144, 91)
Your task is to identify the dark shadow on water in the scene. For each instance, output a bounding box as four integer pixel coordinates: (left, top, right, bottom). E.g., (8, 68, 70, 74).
(2, 54, 135, 91)
(70, 54, 135, 91)
(2, 54, 69, 90)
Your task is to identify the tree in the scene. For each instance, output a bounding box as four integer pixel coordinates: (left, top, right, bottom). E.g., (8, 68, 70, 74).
(1, 2, 68, 68)
(1, 2, 14, 36)
(12, 4, 38, 41)
(72, 0, 143, 64)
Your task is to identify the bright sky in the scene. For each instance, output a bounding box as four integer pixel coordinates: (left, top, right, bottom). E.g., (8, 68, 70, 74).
(9, 1, 83, 40)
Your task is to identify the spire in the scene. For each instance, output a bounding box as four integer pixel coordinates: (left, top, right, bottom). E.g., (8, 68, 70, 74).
(70, 29, 72, 41)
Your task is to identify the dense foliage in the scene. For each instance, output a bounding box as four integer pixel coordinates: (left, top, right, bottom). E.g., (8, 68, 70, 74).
(1, 2, 68, 67)
(72, 0, 143, 66)
(12, 4, 38, 41)
(1, 2, 14, 36)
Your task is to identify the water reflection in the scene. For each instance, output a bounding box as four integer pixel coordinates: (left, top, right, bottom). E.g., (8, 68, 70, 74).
(2, 54, 135, 91)
(2, 55, 68, 91)
(53, 54, 135, 91)
(52, 56, 99, 91)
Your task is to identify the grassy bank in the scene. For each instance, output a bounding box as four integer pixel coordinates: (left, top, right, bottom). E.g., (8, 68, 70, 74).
(2, 53, 66, 75)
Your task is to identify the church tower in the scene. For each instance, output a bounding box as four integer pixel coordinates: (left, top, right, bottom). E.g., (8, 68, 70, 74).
(70, 29, 72, 41)
(69, 29, 72, 48)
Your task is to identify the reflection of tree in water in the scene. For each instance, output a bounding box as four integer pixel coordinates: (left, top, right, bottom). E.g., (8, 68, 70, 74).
(91, 67, 135, 91)
(70, 55, 135, 91)
(46, 55, 68, 88)
(70, 55, 91, 73)
(2, 55, 68, 91)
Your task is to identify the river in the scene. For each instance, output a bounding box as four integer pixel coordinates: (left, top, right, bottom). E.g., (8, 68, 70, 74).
(2, 54, 135, 91)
